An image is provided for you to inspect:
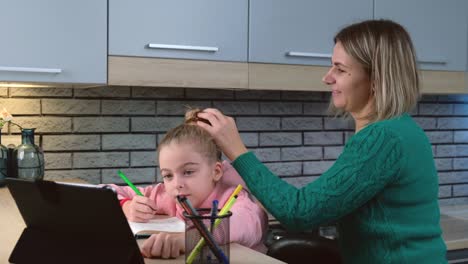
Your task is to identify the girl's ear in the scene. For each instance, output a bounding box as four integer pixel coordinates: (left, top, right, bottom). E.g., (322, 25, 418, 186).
(212, 161, 224, 182)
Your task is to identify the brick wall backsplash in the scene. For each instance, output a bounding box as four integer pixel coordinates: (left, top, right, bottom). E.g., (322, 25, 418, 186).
(2, 86, 468, 206)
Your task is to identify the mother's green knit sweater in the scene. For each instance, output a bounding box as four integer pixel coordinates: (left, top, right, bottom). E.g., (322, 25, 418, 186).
(232, 113, 447, 264)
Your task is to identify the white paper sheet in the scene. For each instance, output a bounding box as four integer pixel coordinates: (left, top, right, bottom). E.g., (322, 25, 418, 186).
(128, 216, 185, 234)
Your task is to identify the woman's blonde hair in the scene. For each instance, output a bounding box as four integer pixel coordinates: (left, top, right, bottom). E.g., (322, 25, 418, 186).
(329, 19, 420, 121)
(157, 108, 222, 163)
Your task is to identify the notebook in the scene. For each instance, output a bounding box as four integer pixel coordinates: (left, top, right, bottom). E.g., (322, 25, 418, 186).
(6, 178, 145, 264)
(129, 216, 185, 235)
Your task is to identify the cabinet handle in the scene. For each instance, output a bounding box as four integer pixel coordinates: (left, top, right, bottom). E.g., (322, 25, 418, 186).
(0, 66, 62, 74)
(286, 51, 332, 59)
(148, 43, 219, 52)
(417, 59, 446, 65)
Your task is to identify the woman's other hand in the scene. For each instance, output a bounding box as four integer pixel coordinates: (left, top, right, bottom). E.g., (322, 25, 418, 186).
(140, 232, 185, 259)
(197, 108, 248, 161)
(122, 195, 157, 222)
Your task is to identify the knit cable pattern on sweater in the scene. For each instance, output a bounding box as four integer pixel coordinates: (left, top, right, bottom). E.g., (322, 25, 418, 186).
(234, 124, 402, 231)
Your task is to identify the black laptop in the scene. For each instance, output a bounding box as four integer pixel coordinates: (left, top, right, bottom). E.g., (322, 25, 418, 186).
(6, 178, 145, 264)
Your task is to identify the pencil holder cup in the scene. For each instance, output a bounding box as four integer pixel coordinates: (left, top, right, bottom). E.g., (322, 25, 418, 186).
(183, 209, 232, 264)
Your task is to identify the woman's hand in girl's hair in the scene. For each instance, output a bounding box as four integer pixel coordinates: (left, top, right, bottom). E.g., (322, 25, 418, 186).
(140, 232, 185, 259)
(122, 195, 157, 222)
(197, 108, 248, 161)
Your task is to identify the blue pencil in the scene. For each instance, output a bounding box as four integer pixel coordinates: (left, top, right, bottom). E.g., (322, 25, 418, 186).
(210, 200, 219, 234)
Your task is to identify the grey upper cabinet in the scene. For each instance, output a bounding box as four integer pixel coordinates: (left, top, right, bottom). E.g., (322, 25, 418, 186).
(249, 0, 373, 66)
(375, 0, 468, 71)
(0, 0, 107, 84)
(109, 0, 248, 62)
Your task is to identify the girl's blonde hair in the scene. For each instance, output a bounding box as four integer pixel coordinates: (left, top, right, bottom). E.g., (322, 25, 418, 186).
(158, 109, 222, 163)
(329, 19, 420, 122)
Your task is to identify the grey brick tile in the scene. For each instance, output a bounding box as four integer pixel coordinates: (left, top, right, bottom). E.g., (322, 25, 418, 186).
(437, 118, 468, 129)
(102, 134, 156, 150)
(264, 162, 302, 176)
(132, 117, 183, 132)
(0, 99, 40, 114)
(157, 100, 211, 115)
(260, 102, 302, 115)
(102, 168, 156, 184)
(132, 87, 184, 99)
(103, 100, 155, 115)
(43, 135, 100, 151)
(281, 117, 322, 130)
(260, 132, 302, 146)
(419, 103, 453, 115)
(44, 153, 72, 169)
(11, 87, 72, 97)
(73, 152, 129, 168)
(236, 117, 280, 131)
(43, 99, 100, 115)
(74, 117, 129, 132)
(44, 169, 101, 184)
(251, 148, 281, 162)
(235, 90, 280, 100)
(304, 132, 343, 145)
(281, 146, 322, 161)
(74, 86, 130, 98)
(303, 102, 329, 115)
(213, 101, 259, 115)
(186, 88, 233, 99)
(131, 151, 158, 167)
(11, 117, 72, 133)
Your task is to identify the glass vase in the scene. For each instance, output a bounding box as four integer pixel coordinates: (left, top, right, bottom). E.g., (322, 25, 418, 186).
(13, 128, 44, 181)
(0, 129, 8, 187)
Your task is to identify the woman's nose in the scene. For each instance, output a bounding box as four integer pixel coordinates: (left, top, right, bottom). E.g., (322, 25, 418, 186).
(322, 68, 335, 85)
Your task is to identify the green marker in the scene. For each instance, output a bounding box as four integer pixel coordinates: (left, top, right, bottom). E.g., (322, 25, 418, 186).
(117, 170, 143, 196)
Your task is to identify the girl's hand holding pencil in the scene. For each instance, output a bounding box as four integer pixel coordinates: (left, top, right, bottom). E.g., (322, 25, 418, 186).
(118, 170, 157, 222)
(122, 196, 157, 222)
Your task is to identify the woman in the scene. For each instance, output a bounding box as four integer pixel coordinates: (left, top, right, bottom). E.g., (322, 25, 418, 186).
(196, 20, 447, 263)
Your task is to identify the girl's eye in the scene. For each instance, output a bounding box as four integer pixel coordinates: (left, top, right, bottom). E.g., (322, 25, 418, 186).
(184, 170, 194, 176)
(337, 68, 345, 73)
(162, 174, 173, 180)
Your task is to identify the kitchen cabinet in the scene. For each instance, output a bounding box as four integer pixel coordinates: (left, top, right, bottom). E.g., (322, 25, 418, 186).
(249, 0, 373, 66)
(109, 0, 248, 62)
(108, 0, 249, 89)
(0, 0, 107, 85)
(375, 0, 468, 72)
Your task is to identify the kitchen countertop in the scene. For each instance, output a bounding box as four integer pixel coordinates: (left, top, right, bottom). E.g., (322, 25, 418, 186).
(440, 204, 468, 251)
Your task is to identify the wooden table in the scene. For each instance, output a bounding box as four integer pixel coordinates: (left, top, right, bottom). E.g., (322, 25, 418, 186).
(138, 241, 281, 264)
(0, 185, 285, 264)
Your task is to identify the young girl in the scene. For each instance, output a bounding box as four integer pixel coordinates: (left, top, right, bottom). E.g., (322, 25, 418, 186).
(109, 109, 267, 259)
